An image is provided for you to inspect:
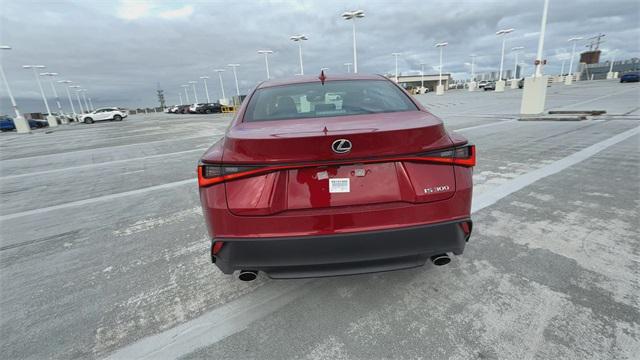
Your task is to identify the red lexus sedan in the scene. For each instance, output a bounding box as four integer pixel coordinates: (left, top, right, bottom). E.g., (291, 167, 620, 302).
(198, 74, 475, 281)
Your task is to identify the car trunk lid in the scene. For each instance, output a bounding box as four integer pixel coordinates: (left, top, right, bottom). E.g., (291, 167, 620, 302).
(218, 111, 457, 215)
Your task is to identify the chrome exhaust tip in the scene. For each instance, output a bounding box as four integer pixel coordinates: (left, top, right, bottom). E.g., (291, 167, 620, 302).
(430, 254, 451, 266)
(238, 270, 258, 281)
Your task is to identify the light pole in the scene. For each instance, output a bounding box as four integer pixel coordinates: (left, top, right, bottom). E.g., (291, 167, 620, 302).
(565, 36, 583, 85)
(391, 53, 401, 83)
(213, 69, 226, 104)
(520, 0, 550, 115)
(181, 85, 190, 104)
(88, 97, 94, 111)
(344, 62, 352, 73)
(420, 63, 426, 92)
(342, 9, 365, 73)
(607, 57, 616, 79)
(534, 1, 550, 79)
(228, 64, 241, 98)
(178, 92, 183, 105)
(40, 72, 66, 122)
(200, 76, 211, 103)
(0, 46, 30, 133)
(257, 50, 273, 79)
(495, 28, 514, 92)
(188, 81, 199, 104)
(510, 46, 524, 88)
(290, 35, 308, 75)
(468, 55, 477, 91)
(70, 85, 84, 114)
(81, 89, 90, 112)
(23, 64, 58, 127)
(560, 59, 566, 76)
(58, 80, 77, 120)
(435, 42, 448, 95)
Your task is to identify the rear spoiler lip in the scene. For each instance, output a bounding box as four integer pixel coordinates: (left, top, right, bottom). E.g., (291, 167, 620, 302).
(447, 131, 469, 148)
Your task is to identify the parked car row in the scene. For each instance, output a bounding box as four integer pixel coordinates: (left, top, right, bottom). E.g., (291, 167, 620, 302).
(0, 115, 49, 131)
(167, 103, 223, 114)
(479, 79, 525, 91)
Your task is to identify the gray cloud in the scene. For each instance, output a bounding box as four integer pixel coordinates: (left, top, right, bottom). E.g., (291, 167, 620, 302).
(1, 0, 639, 113)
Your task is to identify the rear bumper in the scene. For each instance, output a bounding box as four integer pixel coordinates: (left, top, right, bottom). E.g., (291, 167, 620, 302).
(212, 218, 471, 279)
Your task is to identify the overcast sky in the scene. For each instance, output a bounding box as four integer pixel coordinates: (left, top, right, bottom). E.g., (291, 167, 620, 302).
(1, 0, 639, 113)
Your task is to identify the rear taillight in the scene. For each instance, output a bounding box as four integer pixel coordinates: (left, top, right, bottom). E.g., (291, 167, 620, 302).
(460, 220, 473, 241)
(198, 164, 263, 187)
(414, 145, 476, 167)
(211, 241, 224, 263)
(212, 241, 224, 255)
(197, 145, 475, 188)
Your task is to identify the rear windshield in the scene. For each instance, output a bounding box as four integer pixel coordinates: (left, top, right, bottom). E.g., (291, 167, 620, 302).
(243, 79, 418, 122)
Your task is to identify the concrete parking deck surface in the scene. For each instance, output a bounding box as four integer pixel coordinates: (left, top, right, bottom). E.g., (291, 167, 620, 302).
(1, 80, 639, 359)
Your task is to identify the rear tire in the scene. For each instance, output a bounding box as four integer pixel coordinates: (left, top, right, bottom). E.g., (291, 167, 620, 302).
(205, 109, 212, 114)
(84, 117, 94, 124)
(113, 115, 122, 121)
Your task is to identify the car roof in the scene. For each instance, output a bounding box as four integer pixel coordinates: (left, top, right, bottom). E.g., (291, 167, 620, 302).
(255, 73, 388, 89)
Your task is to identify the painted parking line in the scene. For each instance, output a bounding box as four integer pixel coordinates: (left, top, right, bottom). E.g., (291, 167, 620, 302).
(104, 126, 640, 360)
(0, 148, 208, 180)
(0, 179, 197, 222)
(1, 134, 217, 164)
(472, 126, 639, 212)
(453, 119, 516, 132)
(549, 86, 640, 110)
(106, 280, 319, 360)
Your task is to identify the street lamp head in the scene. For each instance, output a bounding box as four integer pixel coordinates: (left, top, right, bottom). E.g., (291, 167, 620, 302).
(22, 65, 46, 69)
(568, 36, 583, 42)
(0, 45, 11, 50)
(392, 52, 401, 56)
(181, 84, 189, 88)
(511, 46, 524, 51)
(69, 85, 81, 88)
(257, 50, 273, 55)
(58, 80, 72, 84)
(227, 64, 240, 67)
(200, 76, 209, 79)
(188, 80, 197, 84)
(213, 69, 226, 73)
(342, 10, 365, 19)
(290, 35, 308, 41)
(496, 28, 515, 35)
(40, 72, 59, 76)
(435, 42, 448, 47)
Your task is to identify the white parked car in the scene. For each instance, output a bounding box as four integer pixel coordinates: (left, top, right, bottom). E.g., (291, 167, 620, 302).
(81, 107, 128, 124)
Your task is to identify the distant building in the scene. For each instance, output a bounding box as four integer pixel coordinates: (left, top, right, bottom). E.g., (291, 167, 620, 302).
(387, 73, 452, 92)
(580, 50, 601, 65)
(472, 67, 520, 82)
(580, 58, 640, 80)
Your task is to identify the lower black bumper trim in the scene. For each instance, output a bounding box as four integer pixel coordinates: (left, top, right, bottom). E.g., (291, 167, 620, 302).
(212, 218, 471, 279)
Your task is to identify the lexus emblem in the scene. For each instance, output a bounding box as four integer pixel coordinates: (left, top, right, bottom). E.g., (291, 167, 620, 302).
(331, 139, 352, 154)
